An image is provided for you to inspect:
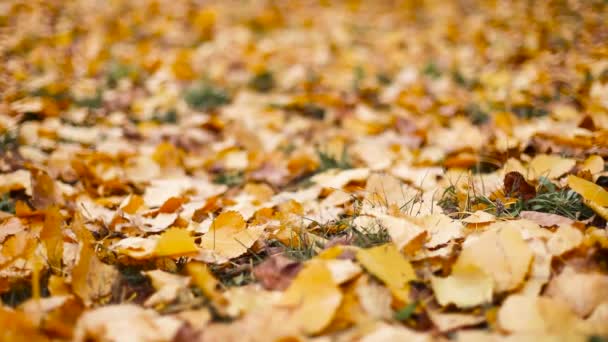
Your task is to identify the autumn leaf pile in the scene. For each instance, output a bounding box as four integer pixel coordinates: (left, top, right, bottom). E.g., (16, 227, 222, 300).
(2, 0, 608, 341)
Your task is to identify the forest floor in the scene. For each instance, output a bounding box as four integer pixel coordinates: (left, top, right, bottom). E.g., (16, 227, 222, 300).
(1, 0, 608, 341)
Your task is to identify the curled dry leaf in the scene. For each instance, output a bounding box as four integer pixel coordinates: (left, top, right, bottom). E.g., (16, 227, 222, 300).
(503, 171, 536, 200)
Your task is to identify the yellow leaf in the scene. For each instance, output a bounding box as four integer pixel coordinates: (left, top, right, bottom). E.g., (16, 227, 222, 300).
(40, 206, 63, 271)
(498, 295, 583, 334)
(356, 243, 416, 302)
(431, 263, 493, 308)
(281, 261, 342, 335)
(529, 154, 575, 179)
(186, 262, 224, 305)
(456, 223, 533, 293)
(155, 228, 199, 257)
(583, 155, 604, 174)
(568, 175, 608, 206)
(199, 211, 265, 260)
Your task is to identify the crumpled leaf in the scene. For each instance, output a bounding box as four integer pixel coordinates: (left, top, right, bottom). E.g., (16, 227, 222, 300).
(154, 228, 199, 257)
(356, 243, 416, 302)
(199, 211, 265, 261)
(280, 260, 342, 335)
(73, 304, 182, 342)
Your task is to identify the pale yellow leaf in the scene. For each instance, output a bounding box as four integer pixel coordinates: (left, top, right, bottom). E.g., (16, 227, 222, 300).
(498, 295, 583, 334)
(431, 263, 493, 308)
(547, 224, 583, 256)
(545, 266, 608, 317)
(529, 154, 575, 180)
(199, 211, 265, 260)
(281, 260, 342, 335)
(457, 224, 533, 292)
(356, 243, 416, 302)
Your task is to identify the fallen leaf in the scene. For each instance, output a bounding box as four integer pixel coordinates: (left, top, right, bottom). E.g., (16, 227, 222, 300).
(325, 259, 362, 285)
(71, 239, 118, 305)
(360, 323, 431, 342)
(545, 266, 608, 317)
(456, 224, 533, 292)
(155, 228, 199, 257)
(431, 263, 493, 308)
(428, 311, 485, 332)
(504, 171, 536, 200)
(253, 254, 302, 290)
(497, 295, 583, 334)
(356, 243, 416, 302)
(186, 262, 224, 305)
(529, 154, 575, 180)
(461, 211, 496, 224)
(546, 224, 583, 256)
(519, 211, 575, 227)
(375, 214, 426, 251)
(40, 206, 63, 271)
(73, 304, 182, 342)
(280, 260, 342, 334)
(144, 270, 191, 307)
(582, 155, 604, 174)
(199, 211, 265, 261)
(567, 175, 608, 206)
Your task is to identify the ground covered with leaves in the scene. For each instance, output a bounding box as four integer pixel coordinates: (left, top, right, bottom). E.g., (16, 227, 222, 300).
(1, 0, 608, 341)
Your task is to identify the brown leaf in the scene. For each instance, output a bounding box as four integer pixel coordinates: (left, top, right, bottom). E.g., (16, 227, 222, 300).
(253, 254, 302, 290)
(504, 171, 536, 200)
(31, 168, 59, 210)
